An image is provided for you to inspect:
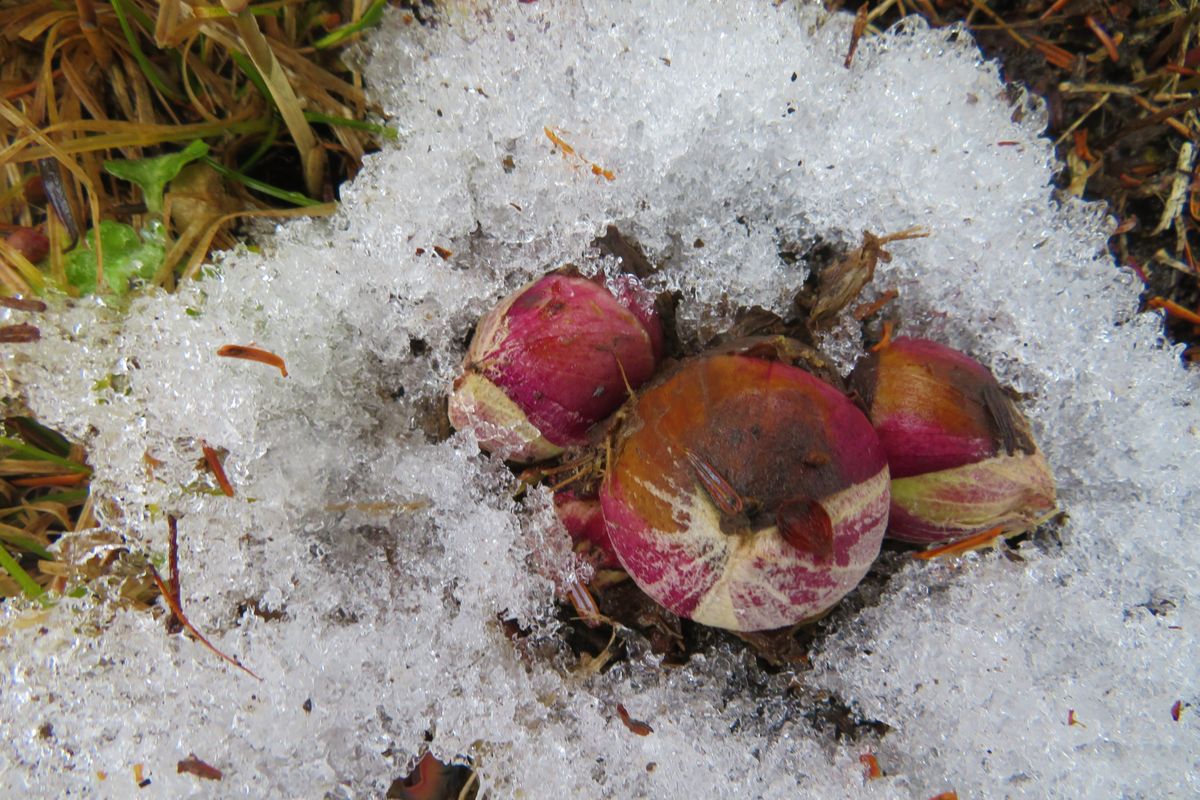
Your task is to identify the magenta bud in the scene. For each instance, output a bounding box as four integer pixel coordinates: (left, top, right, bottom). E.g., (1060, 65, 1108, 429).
(553, 490, 621, 569)
(850, 336, 1057, 544)
(600, 353, 890, 632)
(449, 271, 664, 462)
(5, 227, 49, 264)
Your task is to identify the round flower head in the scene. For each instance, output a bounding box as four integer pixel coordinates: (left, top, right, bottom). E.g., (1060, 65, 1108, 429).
(850, 336, 1057, 544)
(449, 271, 663, 462)
(601, 353, 889, 632)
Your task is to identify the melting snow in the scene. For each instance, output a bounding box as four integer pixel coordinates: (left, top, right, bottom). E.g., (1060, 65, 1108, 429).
(2, 2, 1197, 797)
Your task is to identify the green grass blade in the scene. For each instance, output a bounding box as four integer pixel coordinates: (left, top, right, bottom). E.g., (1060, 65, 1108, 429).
(35, 489, 90, 505)
(110, 0, 183, 102)
(304, 111, 397, 140)
(0, 526, 54, 561)
(313, 0, 388, 49)
(0, 436, 91, 472)
(239, 115, 280, 172)
(0, 544, 44, 600)
(230, 50, 272, 106)
(125, 0, 157, 30)
(6, 417, 73, 457)
(202, 157, 322, 207)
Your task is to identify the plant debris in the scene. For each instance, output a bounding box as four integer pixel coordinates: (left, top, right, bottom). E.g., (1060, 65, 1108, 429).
(831, 0, 1200, 360)
(216, 344, 288, 377)
(615, 703, 654, 736)
(176, 753, 223, 781)
(148, 516, 260, 680)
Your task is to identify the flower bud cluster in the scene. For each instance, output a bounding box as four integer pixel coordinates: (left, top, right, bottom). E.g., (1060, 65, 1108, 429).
(449, 270, 1056, 632)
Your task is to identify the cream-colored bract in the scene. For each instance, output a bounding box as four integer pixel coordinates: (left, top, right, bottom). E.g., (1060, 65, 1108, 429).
(447, 372, 564, 463)
(891, 450, 1056, 533)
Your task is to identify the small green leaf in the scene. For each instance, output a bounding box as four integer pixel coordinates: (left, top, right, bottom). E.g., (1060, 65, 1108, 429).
(104, 140, 210, 214)
(65, 220, 166, 296)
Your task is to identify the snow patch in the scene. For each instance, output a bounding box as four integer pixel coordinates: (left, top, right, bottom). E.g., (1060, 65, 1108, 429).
(3, 2, 1197, 798)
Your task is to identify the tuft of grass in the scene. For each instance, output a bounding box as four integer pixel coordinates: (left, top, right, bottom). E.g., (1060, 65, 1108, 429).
(0, 0, 414, 609)
(0, 0, 396, 299)
(0, 419, 92, 600)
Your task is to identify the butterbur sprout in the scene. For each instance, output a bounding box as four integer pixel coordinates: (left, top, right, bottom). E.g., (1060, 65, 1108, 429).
(4, 226, 49, 264)
(850, 336, 1057, 545)
(553, 490, 621, 570)
(449, 270, 664, 463)
(600, 352, 890, 632)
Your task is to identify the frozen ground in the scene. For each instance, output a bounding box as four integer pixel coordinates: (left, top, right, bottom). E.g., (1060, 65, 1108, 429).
(2, 1, 1198, 797)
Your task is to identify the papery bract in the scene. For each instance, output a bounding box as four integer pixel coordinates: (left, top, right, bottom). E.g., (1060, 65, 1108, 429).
(449, 271, 663, 462)
(600, 353, 889, 632)
(850, 336, 1057, 544)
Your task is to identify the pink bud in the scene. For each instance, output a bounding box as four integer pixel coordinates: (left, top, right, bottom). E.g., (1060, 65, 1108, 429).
(600, 353, 889, 632)
(850, 337, 1057, 544)
(5, 227, 49, 264)
(553, 490, 621, 569)
(449, 272, 664, 462)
